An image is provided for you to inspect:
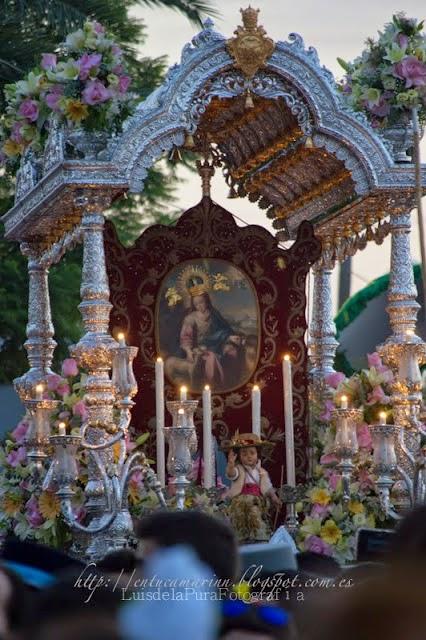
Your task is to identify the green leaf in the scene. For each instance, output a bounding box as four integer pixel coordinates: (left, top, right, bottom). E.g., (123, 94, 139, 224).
(337, 57, 350, 72)
(135, 432, 150, 447)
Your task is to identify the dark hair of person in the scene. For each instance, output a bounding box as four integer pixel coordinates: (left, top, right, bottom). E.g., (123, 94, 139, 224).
(389, 505, 426, 562)
(97, 548, 139, 574)
(296, 551, 341, 577)
(136, 510, 238, 583)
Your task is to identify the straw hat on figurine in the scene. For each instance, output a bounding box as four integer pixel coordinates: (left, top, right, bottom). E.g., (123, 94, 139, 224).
(221, 432, 273, 452)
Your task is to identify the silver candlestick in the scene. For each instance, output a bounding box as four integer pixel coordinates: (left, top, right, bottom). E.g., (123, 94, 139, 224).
(165, 400, 199, 510)
(331, 407, 362, 503)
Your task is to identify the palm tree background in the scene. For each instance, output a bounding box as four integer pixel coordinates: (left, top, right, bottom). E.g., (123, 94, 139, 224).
(0, 0, 217, 384)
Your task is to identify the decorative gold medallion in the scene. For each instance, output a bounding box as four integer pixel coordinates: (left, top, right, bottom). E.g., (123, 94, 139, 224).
(227, 6, 275, 78)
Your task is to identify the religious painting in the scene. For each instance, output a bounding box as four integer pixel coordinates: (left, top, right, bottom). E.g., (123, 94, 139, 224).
(156, 259, 260, 393)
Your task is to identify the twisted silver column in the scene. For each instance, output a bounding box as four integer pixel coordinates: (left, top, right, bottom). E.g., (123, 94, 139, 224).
(14, 243, 57, 400)
(309, 261, 338, 399)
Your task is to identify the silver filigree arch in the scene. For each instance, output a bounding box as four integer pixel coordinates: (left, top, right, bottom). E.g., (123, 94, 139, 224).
(112, 20, 395, 196)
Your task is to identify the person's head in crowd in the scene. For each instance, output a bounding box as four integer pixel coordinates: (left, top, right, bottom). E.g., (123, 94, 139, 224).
(219, 599, 294, 640)
(0, 566, 35, 637)
(389, 505, 426, 564)
(27, 570, 123, 636)
(97, 548, 139, 574)
(137, 511, 238, 585)
(31, 614, 123, 640)
(119, 545, 219, 640)
(309, 566, 426, 640)
(296, 552, 340, 578)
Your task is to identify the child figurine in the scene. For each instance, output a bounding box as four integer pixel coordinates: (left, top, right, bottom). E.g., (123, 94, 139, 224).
(223, 433, 281, 543)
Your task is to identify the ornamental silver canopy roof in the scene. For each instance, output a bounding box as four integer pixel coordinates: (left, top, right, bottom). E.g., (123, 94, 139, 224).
(2, 15, 425, 260)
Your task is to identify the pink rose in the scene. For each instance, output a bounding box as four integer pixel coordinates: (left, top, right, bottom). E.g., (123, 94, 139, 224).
(111, 45, 122, 57)
(367, 352, 382, 369)
(358, 468, 375, 491)
(47, 373, 62, 391)
(328, 472, 341, 491)
(357, 423, 372, 449)
(325, 371, 346, 389)
(41, 53, 57, 70)
(58, 411, 70, 420)
(25, 496, 44, 527)
(366, 385, 390, 406)
(45, 85, 64, 111)
(129, 470, 143, 491)
(393, 56, 426, 88)
(72, 400, 88, 421)
(18, 99, 39, 123)
(61, 358, 78, 377)
(6, 446, 27, 467)
(118, 75, 131, 94)
(56, 382, 70, 397)
(11, 420, 29, 444)
(311, 504, 329, 518)
(397, 33, 409, 50)
(368, 96, 390, 118)
(320, 399, 335, 422)
(320, 452, 338, 465)
(78, 53, 102, 81)
(11, 122, 24, 144)
(82, 80, 111, 105)
(304, 535, 333, 556)
(92, 21, 105, 35)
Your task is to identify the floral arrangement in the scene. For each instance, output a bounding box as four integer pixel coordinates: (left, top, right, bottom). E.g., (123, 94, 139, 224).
(297, 352, 393, 562)
(0, 20, 133, 169)
(0, 358, 148, 547)
(338, 13, 426, 127)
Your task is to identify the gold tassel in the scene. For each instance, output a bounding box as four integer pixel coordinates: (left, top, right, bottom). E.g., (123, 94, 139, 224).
(184, 133, 195, 149)
(168, 146, 182, 163)
(245, 91, 254, 109)
(305, 135, 314, 149)
(228, 184, 238, 198)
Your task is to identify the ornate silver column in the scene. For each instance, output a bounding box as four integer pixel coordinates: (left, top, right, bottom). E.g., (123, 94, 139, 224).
(14, 243, 57, 400)
(378, 210, 426, 499)
(309, 260, 338, 394)
(70, 190, 119, 556)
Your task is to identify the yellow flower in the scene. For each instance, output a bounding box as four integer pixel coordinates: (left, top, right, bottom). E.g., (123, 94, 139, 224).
(184, 497, 193, 508)
(38, 491, 61, 520)
(113, 442, 121, 463)
(64, 99, 89, 123)
(233, 581, 250, 600)
(3, 138, 22, 157)
(348, 500, 364, 515)
(366, 514, 376, 528)
(320, 519, 342, 545)
(2, 494, 22, 516)
(310, 488, 331, 506)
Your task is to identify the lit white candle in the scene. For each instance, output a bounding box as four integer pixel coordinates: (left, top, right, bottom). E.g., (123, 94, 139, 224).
(155, 357, 166, 486)
(251, 385, 261, 437)
(35, 384, 44, 400)
(340, 395, 348, 410)
(180, 385, 188, 401)
(282, 355, 296, 487)
(117, 332, 126, 347)
(203, 385, 213, 489)
(58, 422, 66, 436)
(379, 411, 387, 426)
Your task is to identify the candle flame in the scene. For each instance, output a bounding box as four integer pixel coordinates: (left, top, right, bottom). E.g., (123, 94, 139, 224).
(35, 384, 44, 393)
(379, 412, 387, 423)
(117, 332, 125, 341)
(156, 356, 163, 363)
(180, 385, 187, 393)
(178, 408, 185, 415)
(253, 384, 259, 391)
(58, 422, 66, 429)
(283, 354, 291, 361)
(204, 385, 210, 391)
(341, 395, 347, 402)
